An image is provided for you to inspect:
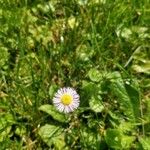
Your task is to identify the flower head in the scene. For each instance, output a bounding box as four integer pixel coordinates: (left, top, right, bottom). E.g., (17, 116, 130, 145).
(53, 87, 80, 113)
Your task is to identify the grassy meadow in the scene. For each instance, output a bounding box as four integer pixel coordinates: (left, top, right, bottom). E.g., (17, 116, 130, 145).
(0, 0, 150, 149)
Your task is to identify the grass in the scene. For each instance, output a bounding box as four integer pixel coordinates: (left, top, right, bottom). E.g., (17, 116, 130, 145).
(0, 0, 150, 149)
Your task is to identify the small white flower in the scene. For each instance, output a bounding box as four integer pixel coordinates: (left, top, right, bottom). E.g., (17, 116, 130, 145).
(53, 87, 80, 113)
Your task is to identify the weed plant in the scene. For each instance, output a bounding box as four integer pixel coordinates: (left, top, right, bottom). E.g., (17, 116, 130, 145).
(0, 0, 150, 149)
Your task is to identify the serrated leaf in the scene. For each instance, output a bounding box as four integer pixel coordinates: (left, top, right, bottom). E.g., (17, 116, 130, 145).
(110, 72, 140, 121)
(38, 124, 65, 149)
(89, 96, 104, 113)
(88, 68, 101, 82)
(39, 105, 69, 123)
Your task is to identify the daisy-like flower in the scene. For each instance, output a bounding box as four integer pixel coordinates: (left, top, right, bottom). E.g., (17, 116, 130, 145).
(53, 87, 80, 113)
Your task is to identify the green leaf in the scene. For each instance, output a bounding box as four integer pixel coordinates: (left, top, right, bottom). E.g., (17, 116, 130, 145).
(0, 114, 15, 130)
(0, 46, 9, 68)
(0, 126, 12, 142)
(132, 62, 150, 74)
(81, 127, 101, 149)
(121, 135, 135, 148)
(105, 129, 122, 149)
(141, 78, 150, 88)
(38, 124, 65, 149)
(88, 68, 101, 82)
(82, 81, 98, 95)
(105, 128, 135, 149)
(39, 104, 69, 123)
(81, 81, 99, 107)
(119, 121, 135, 133)
(125, 83, 140, 120)
(132, 47, 150, 74)
(121, 27, 132, 39)
(68, 16, 78, 29)
(76, 44, 94, 62)
(15, 126, 26, 137)
(139, 137, 150, 150)
(89, 96, 104, 113)
(0, 113, 15, 142)
(110, 72, 140, 121)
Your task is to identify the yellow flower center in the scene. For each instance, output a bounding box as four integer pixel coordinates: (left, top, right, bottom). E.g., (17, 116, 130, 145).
(61, 94, 73, 105)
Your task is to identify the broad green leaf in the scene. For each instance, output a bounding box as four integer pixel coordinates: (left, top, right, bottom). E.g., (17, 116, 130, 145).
(125, 84, 140, 120)
(105, 128, 135, 149)
(132, 47, 150, 74)
(81, 127, 100, 150)
(81, 81, 99, 107)
(139, 137, 150, 150)
(15, 126, 26, 137)
(110, 72, 140, 121)
(88, 68, 101, 82)
(76, 44, 94, 62)
(141, 78, 150, 88)
(0, 126, 12, 142)
(89, 96, 104, 113)
(82, 81, 98, 94)
(105, 129, 122, 149)
(0, 113, 15, 142)
(132, 26, 149, 39)
(119, 121, 135, 133)
(121, 135, 135, 148)
(68, 16, 78, 29)
(0, 113, 15, 130)
(121, 27, 132, 39)
(38, 124, 65, 149)
(39, 104, 69, 123)
(132, 63, 150, 74)
(78, 0, 88, 5)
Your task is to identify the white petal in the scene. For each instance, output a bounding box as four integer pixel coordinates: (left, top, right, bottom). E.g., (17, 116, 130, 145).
(53, 87, 80, 113)
(64, 106, 71, 113)
(57, 104, 64, 112)
(53, 98, 61, 103)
